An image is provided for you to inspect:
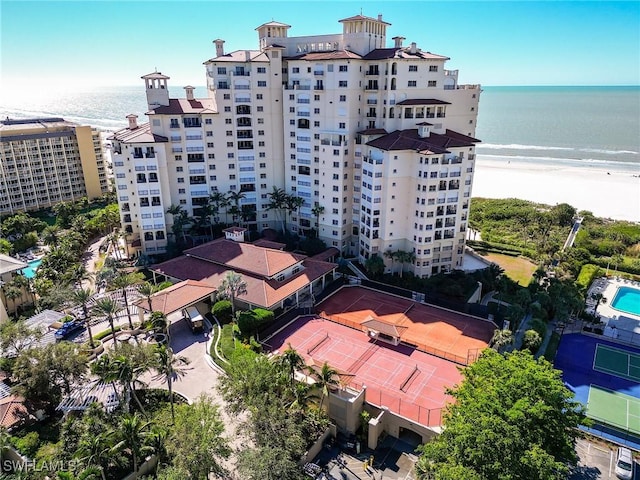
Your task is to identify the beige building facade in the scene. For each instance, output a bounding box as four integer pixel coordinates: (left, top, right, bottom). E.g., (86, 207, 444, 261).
(112, 14, 480, 274)
(0, 118, 110, 215)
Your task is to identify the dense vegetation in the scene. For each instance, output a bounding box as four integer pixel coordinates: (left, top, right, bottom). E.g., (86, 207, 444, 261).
(416, 350, 587, 480)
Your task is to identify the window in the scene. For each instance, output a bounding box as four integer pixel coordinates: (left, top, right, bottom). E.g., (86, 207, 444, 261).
(408, 80, 417, 87)
(176, 166, 183, 172)
(177, 178, 184, 183)
(257, 106, 263, 112)
(208, 154, 215, 159)
(226, 130, 233, 136)
(209, 164, 216, 170)
(258, 130, 264, 135)
(225, 119, 232, 124)
(209, 175, 216, 181)
(332, 197, 339, 203)
(339, 95, 346, 102)
(175, 155, 182, 161)
(409, 65, 418, 72)
(314, 108, 320, 114)
(178, 188, 185, 194)
(228, 163, 235, 169)
(339, 122, 346, 129)
(292, 67, 300, 73)
(217, 67, 226, 74)
(227, 142, 233, 147)
(289, 95, 295, 100)
(223, 94, 230, 100)
(339, 65, 348, 72)
(327, 64, 334, 72)
(428, 80, 437, 87)
(207, 142, 214, 148)
(314, 95, 320, 101)
(338, 81, 348, 87)
(257, 81, 267, 87)
(314, 121, 320, 127)
(229, 174, 236, 180)
(256, 94, 263, 100)
(206, 131, 213, 137)
(228, 153, 234, 158)
(429, 65, 438, 72)
(257, 67, 266, 73)
(289, 107, 295, 113)
(259, 162, 266, 168)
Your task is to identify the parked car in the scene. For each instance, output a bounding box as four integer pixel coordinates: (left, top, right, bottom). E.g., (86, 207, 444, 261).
(615, 447, 634, 480)
(183, 306, 204, 333)
(54, 321, 84, 341)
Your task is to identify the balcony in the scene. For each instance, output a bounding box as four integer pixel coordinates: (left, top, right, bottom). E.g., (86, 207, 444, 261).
(313, 70, 324, 76)
(235, 97, 251, 103)
(367, 99, 378, 105)
(297, 99, 310, 104)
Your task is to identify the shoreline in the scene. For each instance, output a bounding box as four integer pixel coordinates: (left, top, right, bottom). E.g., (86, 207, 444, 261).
(472, 156, 640, 222)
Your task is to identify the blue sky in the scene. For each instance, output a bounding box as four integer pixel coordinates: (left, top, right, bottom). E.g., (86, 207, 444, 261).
(1, 1, 639, 91)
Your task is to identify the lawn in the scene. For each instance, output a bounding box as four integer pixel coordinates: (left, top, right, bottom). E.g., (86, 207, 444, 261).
(483, 253, 537, 286)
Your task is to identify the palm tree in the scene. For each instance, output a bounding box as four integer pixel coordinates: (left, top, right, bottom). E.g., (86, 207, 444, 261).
(240, 204, 256, 229)
(284, 194, 305, 233)
(208, 191, 227, 227)
(227, 190, 246, 226)
(277, 343, 305, 388)
(41, 225, 61, 247)
(106, 231, 123, 260)
(146, 426, 168, 479)
(267, 186, 288, 233)
(218, 271, 247, 316)
(90, 356, 121, 408)
(308, 361, 339, 410)
(75, 432, 113, 480)
(166, 204, 188, 243)
(73, 288, 97, 348)
(112, 413, 151, 474)
(3, 285, 22, 315)
(590, 292, 607, 313)
(394, 250, 416, 278)
(490, 328, 514, 353)
(311, 204, 325, 237)
(110, 272, 144, 330)
(137, 282, 159, 314)
(152, 345, 190, 424)
(290, 382, 317, 411)
(383, 250, 397, 275)
(92, 297, 122, 347)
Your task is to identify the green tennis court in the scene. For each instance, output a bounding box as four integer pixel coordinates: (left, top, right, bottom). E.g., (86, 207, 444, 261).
(587, 385, 640, 435)
(593, 344, 640, 382)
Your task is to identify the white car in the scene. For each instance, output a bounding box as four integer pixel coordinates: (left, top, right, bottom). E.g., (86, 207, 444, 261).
(615, 447, 634, 480)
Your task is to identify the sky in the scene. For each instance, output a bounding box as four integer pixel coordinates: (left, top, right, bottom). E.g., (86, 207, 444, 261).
(1, 0, 639, 92)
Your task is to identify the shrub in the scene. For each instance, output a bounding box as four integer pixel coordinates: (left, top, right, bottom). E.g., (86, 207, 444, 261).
(576, 264, 603, 291)
(156, 281, 173, 291)
(252, 308, 274, 329)
(530, 318, 547, 339)
(94, 325, 122, 341)
(523, 330, 542, 354)
(12, 431, 40, 457)
(212, 300, 233, 323)
(236, 311, 258, 337)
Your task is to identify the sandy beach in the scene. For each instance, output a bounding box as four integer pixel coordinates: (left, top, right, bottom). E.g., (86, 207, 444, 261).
(472, 156, 640, 222)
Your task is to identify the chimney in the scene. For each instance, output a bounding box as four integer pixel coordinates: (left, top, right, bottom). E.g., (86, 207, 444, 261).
(393, 36, 405, 48)
(410, 42, 417, 54)
(214, 39, 225, 57)
(184, 85, 195, 101)
(126, 114, 138, 130)
(377, 14, 383, 21)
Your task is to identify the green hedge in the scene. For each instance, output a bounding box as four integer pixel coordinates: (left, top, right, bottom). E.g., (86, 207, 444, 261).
(94, 325, 122, 341)
(212, 300, 233, 323)
(577, 264, 603, 291)
(530, 318, 547, 340)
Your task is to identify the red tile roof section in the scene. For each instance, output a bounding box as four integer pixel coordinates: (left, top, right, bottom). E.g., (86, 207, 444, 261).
(148, 98, 217, 115)
(135, 279, 216, 314)
(185, 238, 306, 278)
(287, 50, 362, 61)
(366, 129, 480, 153)
(109, 123, 168, 143)
(362, 48, 449, 61)
(0, 395, 28, 430)
(253, 239, 286, 250)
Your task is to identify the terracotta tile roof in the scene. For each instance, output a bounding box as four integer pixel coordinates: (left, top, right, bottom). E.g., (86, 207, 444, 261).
(287, 50, 362, 61)
(339, 14, 391, 25)
(366, 128, 480, 153)
(148, 98, 217, 115)
(141, 71, 170, 80)
(310, 247, 340, 262)
(255, 20, 291, 29)
(357, 128, 388, 135)
(253, 239, 286, 250)
(185, 239, 306, 278)
(0, 395, 29, 430)
(362, 48, 449, 61)
(205, 50, 270, 63)
(151, 256, 336, 310)
(108, 123, 168, 144)
(135, 279, 216, 314)
(396, 99, 451, 106)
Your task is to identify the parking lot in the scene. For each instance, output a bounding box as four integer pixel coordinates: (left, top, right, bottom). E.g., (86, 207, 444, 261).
(571, 438, 638, 480)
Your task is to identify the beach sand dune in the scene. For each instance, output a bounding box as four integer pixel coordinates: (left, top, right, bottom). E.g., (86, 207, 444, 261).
(472, 157, 640, 222)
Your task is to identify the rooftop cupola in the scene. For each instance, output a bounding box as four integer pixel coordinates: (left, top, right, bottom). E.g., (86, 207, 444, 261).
(141, 71, 170, 109)
(417, 122, 431, 138)
(126, 114, 138, 130)
(409, 42, 417, 54)
(255, 21, 291, 51)
(392, 36, 405, 48)
(213, 39, 225, 57)
(184, 85, 195, 101)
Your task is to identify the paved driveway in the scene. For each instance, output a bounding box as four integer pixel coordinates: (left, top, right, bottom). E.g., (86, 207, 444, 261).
(571, 438, 637, 480)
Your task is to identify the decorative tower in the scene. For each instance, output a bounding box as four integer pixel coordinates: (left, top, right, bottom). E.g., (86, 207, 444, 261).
(141, 71, 170, 109)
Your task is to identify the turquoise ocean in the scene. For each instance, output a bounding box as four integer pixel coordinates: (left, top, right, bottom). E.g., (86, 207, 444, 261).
(1, 85, 638, 174)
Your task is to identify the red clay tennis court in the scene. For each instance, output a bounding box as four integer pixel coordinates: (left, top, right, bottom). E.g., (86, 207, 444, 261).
(266, 316, 464, 427)
(316, 286, 495, 365)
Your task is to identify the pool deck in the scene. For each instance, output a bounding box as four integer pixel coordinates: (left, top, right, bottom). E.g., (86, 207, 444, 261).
(593, 277, 640, 334)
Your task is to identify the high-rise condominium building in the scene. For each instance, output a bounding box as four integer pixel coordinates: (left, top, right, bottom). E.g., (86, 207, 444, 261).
(0, 118, 110, 215)
(111, 14, 480, 276)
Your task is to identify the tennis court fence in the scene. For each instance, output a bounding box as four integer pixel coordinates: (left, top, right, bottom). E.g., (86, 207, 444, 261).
(350, 380, 444, 427)
(582, 414, 640, 449)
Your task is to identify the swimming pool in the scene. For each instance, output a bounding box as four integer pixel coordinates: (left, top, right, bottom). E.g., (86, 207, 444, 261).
(611, 286, 640, 316)
(20, 259, 42, 279)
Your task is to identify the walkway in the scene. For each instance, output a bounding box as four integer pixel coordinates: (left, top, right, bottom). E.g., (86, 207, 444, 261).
(512, 313, 532, 350)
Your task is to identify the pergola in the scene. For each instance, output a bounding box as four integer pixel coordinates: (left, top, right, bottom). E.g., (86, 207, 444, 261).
(56, 380, 120, 414)
(134, 279, 216, 323)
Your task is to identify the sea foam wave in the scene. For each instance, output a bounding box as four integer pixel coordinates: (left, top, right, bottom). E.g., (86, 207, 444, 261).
(479, 143, 639, 156)
(477, 153, 640, 173)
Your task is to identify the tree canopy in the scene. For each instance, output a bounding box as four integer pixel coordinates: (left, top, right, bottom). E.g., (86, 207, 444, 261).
(416, 349, 586, 480)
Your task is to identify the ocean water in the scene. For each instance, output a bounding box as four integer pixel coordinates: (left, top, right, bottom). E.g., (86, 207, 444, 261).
(475, 86, 640, 174)
(1, 85, 638, 174)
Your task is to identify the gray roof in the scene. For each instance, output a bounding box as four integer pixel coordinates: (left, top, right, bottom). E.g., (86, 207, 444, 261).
(0, 255, 27, 276)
